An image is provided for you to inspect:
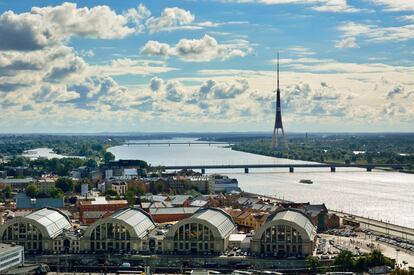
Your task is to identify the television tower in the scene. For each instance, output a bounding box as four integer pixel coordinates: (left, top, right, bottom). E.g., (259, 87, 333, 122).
(271, 52, 288, 149)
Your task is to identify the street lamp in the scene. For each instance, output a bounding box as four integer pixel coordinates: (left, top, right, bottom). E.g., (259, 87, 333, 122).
(395, 248, 400, 269)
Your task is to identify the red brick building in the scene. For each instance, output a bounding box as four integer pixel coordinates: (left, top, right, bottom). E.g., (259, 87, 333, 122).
(79, 197, 128, 224)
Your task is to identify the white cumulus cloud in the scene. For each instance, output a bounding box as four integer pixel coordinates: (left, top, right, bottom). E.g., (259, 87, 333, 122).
(369, 0, 414, 11)
(338, 22, 414, 43)
(0, 3, 145, 52)
(146, 7, 195, 33)
(219, 0, 359, 13)
(141, 35, 251, 62)
(335, 37, 359, 48)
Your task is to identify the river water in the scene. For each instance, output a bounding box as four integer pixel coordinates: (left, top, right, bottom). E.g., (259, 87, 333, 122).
(108, 138, 414, 228)
(22, 148, 85, 160)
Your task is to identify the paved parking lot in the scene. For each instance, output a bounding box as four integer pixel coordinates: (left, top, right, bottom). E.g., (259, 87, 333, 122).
(320, 232, 414, 269)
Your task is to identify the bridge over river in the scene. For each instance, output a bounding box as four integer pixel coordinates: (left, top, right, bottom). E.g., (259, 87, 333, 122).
(125, 142, 231, 146)
(163, 163, 406, 174)
(108, 160, 407, 174)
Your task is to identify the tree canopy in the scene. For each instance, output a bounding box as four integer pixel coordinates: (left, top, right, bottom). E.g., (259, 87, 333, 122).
(56, 177, 74, 193)
(25, 184, 38, 198)
(49, 187, 64, 198)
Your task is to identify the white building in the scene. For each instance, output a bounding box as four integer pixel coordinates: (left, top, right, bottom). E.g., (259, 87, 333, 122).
(164, 208, 237, 254)
(228, 233, 247, 249)
(81, 183, 89, 197)
(0, 207, 72, 253)
(82, 208, 156, 253)
(107, 181, 127, 196)
(0, 243, 24, 272)
(251, 209, 317, 258)
(208, 174, 240, 193)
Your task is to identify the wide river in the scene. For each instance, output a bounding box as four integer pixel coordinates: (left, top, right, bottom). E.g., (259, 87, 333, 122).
(108, 138, 414, 228)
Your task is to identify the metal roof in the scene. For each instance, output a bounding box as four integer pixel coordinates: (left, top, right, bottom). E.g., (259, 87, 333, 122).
(0, 243, 24, 256)
(24, 208, 71, 238)
(16, 193, 64, 209)
(110, 208, 155, 239)
(149, 207, 200, 215)
(229, 234, 247, 242)
(0, 178, 34, 184)
(170, 195, 191, 205)
(192, 208, 236, 238)
(269, 209, 316, 240)
(190, 200, 208, 207)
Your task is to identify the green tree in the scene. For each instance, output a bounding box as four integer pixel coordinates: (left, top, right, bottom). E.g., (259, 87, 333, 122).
(368, 249, 385, 267)
(334, 250, 355, 271)
(86, 159, 98, 168)
(56, 177, 74, 193)
(103, 152, 115, 163)
(355, 255, 368, 271)
(3, 185, 12, 199)
(129, 185, 146, 196)
(125, 190, 136, 205)
(49, 187, 64, 198)
(307, 255, 320, 271)
(152, 180, 168, 194)
(26, 184, 38, 198)
(105, 189, 118, 197)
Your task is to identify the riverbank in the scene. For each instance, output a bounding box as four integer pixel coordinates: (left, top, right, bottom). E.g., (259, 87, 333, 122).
(230, 146, 413, 173)
(227, 134, 414, 173)
(243, 191, 414, 239)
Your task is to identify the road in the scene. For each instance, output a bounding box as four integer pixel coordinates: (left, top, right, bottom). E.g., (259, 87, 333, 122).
(332, 211, 414, 242)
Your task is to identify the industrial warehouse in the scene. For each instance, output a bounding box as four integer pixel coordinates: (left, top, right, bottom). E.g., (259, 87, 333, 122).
(0, 206, 316, 258)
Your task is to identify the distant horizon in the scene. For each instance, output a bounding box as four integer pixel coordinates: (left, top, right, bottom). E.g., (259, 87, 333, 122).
(1, 131, 414, 136)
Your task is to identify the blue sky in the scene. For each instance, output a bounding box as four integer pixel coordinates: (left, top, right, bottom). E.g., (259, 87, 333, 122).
(0, 0, 413, 133)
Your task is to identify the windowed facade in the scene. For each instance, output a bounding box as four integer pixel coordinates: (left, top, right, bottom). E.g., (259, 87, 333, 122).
(251, 209, 316, 258)
(1, 222, 43, 252)
(52, 237, 81, 254)
(172, 222, 216, 253)
(0, 208, 72, 254)
(259, 224, 303, 257)
(81, 208, 155, 253)
(164, 208, 236, 254)
(89, 223, 132, 252)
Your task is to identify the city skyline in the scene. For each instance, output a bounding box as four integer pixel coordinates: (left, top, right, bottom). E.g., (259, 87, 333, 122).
(1, 0, 414, 133)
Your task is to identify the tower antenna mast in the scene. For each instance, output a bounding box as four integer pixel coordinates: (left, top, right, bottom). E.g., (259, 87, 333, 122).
(271, 51, 288, 149)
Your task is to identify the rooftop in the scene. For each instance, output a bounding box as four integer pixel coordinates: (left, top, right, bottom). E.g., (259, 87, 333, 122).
(0, 178, 33, 184)
(110, 208, 155, 239)
(229, 233, 247, 242)
(16, 193, 64, 209)
(169, 195, 191, 205)
(304, 204, 328, 216)
(0, 243, 23, 255)
(140, 194, 168, 202)
(268, 209, 316, 240)
(79, 197, 127, 205)
(190, 200, 208, 207)
(24, 207, 71, 238)
(149, 207, 200, 215)
(192, 208, 236, 238)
